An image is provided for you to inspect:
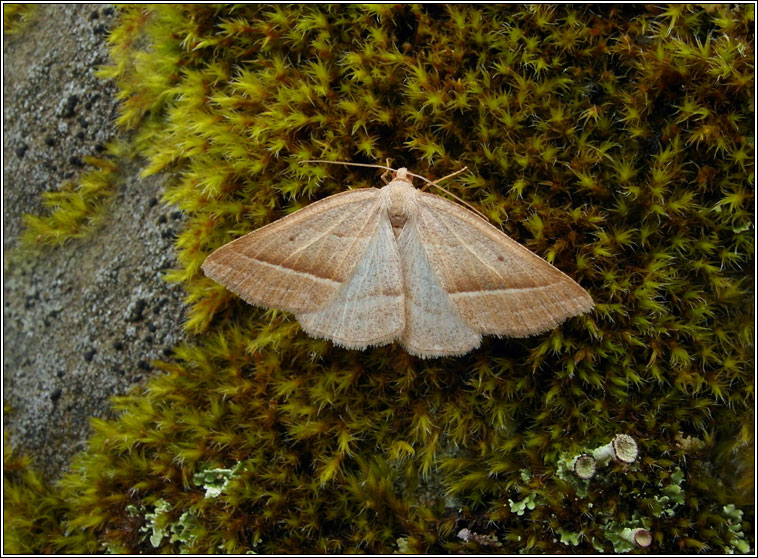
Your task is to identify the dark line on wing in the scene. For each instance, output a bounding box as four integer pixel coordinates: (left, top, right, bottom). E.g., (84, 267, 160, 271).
(234, 253, 340, 284)
(425, 201, 552, 291)
(448, 284, 558, 296)
(420, 202, 504, 291)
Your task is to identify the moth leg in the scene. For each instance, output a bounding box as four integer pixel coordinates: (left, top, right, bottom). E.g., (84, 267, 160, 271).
(380, 158, 394, 184)
(420, 167, 468, 191)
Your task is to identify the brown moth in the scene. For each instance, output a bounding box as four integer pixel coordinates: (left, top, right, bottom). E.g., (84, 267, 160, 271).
(202, 163, 593, 358)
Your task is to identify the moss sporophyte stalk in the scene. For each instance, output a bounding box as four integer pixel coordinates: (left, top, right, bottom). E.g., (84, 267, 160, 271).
(5, 4, 754, 554)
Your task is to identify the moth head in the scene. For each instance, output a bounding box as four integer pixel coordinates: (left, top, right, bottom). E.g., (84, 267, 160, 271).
(393, 168, 411, 183)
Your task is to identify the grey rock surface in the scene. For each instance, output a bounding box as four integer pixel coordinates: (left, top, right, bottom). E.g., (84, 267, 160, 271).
(3, 4, 188, 479)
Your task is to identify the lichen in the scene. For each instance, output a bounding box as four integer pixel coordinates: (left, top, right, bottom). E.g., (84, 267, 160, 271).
(5, 4, 754, 554)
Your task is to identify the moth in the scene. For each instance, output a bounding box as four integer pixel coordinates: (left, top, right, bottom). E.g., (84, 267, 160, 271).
(202, 163, 593, 358)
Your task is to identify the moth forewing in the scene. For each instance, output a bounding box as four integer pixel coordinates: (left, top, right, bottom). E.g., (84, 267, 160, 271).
(413, 190, 594, 337)
(201, 188, 385, 314)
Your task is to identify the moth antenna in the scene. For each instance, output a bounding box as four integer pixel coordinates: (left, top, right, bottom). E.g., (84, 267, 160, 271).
(300, 161, 489, 222)
(300, 160, 397, 173)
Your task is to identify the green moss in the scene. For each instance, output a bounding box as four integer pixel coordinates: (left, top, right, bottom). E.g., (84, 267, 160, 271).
(3, 438, 81, 553)
(21, 149, 122, 248)
(6, 4, 754, 554)
(3, 3, 36, 34)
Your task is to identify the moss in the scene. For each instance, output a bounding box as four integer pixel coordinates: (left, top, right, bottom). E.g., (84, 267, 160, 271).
(5, 4, 754, 554)
(20, 148, 123, 248)
(3, 3, 36, 35)
(3, 438, 80, 553)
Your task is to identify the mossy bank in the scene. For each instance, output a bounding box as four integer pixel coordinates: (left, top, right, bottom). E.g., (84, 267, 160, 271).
(4, 5, 753, 554)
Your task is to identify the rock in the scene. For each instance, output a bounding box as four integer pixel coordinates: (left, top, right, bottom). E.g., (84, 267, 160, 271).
(3, 4, 188, 480)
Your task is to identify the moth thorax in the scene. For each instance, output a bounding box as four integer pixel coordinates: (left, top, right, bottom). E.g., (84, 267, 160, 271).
(387, 183, 413, 230)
